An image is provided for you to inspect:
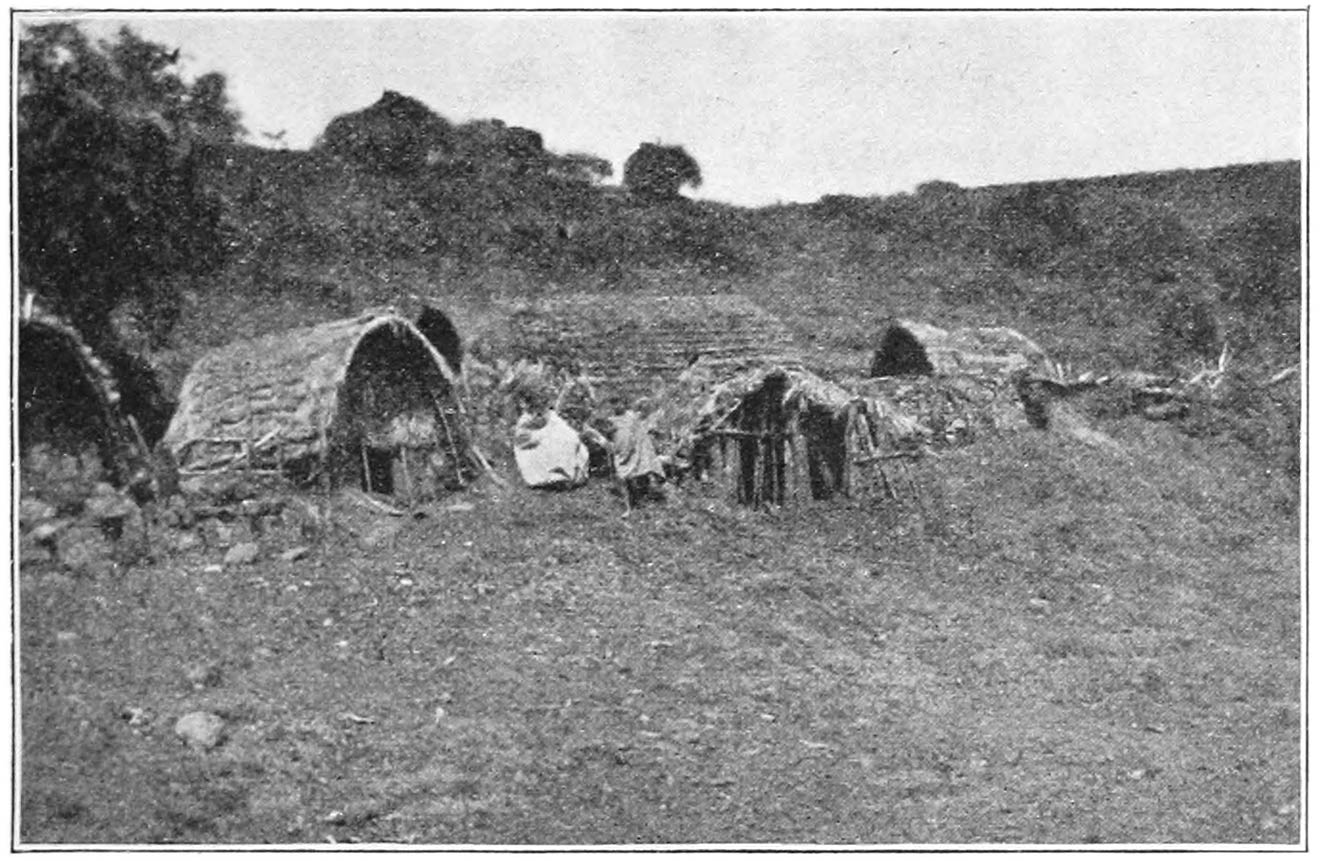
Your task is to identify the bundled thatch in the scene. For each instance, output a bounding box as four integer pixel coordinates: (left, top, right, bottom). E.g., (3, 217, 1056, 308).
(869, 318, 1053, 379)
(162, 311, 472, 501)
(653, 362, 920, 507)
(496, 293, 803, 406)
(18, 300, 151, 489)
(852, 373, 1032, 448)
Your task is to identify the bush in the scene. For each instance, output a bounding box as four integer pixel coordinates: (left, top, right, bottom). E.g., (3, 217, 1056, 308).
(1155, 287, 1222, 365)
(316, 90, 452, 175)
(1074, 191, 1205, 279)
(981, 184, 1085, 269)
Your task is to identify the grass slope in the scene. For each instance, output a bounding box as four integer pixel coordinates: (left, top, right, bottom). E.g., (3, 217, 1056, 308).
(20, 419, 1298, 844)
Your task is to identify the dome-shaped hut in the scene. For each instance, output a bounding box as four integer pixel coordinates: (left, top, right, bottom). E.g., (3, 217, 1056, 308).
(162, 311, 473, 501)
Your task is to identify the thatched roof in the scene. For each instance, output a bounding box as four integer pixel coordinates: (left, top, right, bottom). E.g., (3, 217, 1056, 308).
(20, 303, 124, 414)
(498, 293, 802, 404)
(18, 300, 150, 485)
(869, 318, 1053, 379)
(649, 362, 853, 450)
(162, 311, 461, 473)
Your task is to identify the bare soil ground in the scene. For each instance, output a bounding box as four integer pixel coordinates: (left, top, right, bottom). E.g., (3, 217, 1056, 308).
(19, 418, 1299, 845)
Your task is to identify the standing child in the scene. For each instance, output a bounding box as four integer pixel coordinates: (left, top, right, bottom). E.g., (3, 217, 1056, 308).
(587, 397, 666, 515)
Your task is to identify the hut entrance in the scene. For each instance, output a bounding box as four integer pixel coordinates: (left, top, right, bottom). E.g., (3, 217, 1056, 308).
(19, 326, 107, 463)
(16, 323, 136, 495)
(335, 324, 466, 504)
(801, 407, 849, 500)
(695, 369, 856, 509)
(731, 374, 790, 507)
(870, 326, 933, 377)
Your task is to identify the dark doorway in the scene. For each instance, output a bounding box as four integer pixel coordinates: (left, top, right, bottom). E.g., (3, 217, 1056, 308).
(416, 306, 463, 373)
(869, 327, 934, 377)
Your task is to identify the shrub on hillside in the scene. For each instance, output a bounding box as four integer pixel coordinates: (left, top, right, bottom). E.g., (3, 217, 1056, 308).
(1211, 213, 1301, 320)
(1154, 285, 1222, 365)
(1073, 191, 1206, 279)
(981, 184, 1085, 269)
(567, 197, 749, 275)
(317, 90, 452, 174)
(915, 179, 963, 197)
(1178, 368, 1300, 493)
(623, 143, 702, 202)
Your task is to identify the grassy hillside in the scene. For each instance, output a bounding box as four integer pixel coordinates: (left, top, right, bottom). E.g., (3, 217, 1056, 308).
(21, 94, 1302, 845)
(177, 144, 1298, 378)
(21, 416, 1299, 844)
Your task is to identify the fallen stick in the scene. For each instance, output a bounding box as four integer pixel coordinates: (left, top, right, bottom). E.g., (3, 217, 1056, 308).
(1266, 365, 1300, 386)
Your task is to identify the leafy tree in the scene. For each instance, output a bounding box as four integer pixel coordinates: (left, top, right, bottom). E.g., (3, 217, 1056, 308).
(623, 142, 702, 202)
(18, 22, 242, 348)
(317, 90, 452, 174)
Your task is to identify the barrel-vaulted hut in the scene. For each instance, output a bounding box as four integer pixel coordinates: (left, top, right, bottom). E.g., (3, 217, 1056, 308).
(18, 300, 151, 489)
(162, 311, 472, 502)
(499, 293, 803, 406)
(869, 319, 1053, 379)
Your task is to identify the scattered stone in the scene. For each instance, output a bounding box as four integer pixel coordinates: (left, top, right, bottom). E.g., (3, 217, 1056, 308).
(283, 498, 329, 541)
(19, 498, 57, 527)
(58, 525, 118, 577)
(445, 501, 476, 513)
(202, 564, 224, 574)
(213, 523, 237, 548)
(184, 661, 223, 689)
(173, 531, 202, 553)
(223, 542, 261, 567)
(84, 493, 133, 520)
(174, 711, 226, 750)
(47, 477, 94, 517)
(279, 546, 310, 562)
(240, 497, 286, 519)
(179, 474, 257, 503)
(30, 518, 71, 544)
(356, 519, 403, 551)
(55, 631, 79, 644)
(90, 482, 117, 498)
(121, 706, 153, 727)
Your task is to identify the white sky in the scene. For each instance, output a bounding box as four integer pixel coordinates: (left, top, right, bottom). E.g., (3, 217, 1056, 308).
(27, 9, 1308, 207)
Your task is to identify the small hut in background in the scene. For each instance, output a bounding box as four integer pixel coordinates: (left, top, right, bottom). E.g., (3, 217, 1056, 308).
(498, 293, 803, 406)
(869, 318, 1054, 379)
(18, 301, 152, 491)
(162, 311, 472, 503)
(864, 318, 1057, 445)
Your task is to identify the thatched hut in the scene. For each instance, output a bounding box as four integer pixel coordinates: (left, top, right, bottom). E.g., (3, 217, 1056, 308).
(161, 311, 472, 502)
(863, 319, 1056, 445)
(498, 293, 802, 406)
(869, 318, 1053, 379)
(655, 363, 920, 508)
(18, 301, 151, 489)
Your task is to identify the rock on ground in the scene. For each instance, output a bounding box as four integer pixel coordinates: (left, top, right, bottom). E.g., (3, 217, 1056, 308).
(223, 542, 261, 567)
(174, 711, 226, 750)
